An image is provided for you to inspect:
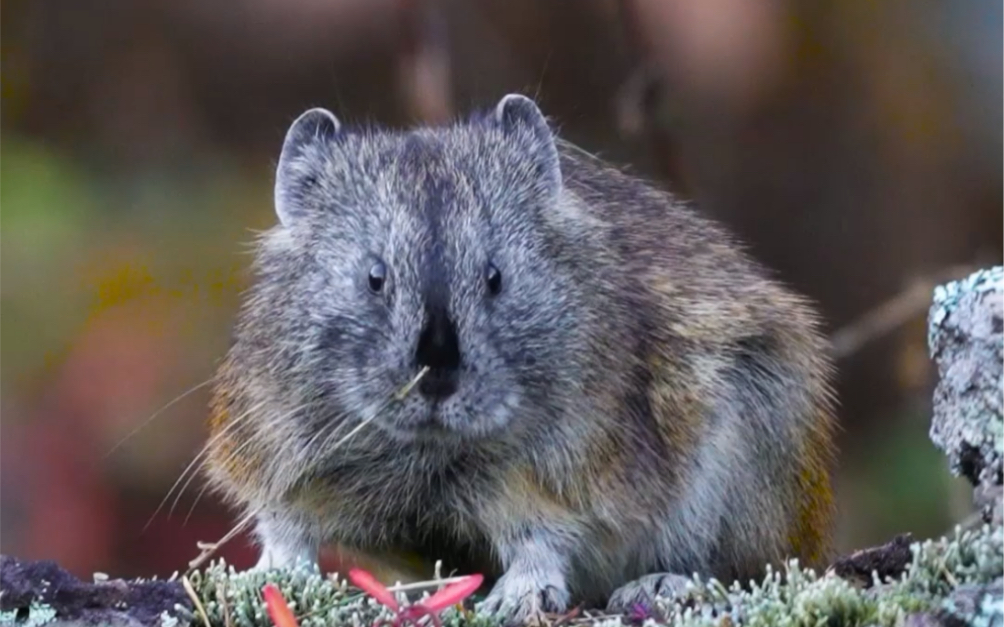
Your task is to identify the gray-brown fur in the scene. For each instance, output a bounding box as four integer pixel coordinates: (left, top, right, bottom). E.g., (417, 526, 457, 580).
(205, 95, 838, 624)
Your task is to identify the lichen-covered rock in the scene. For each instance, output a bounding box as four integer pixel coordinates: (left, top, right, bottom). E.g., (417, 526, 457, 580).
(937, 577, 1003, 627)
(903, 577, 1004, 627)
(975, 483, 1004, 528)
(0, 554, 191, 626)
(927, 266, 1003, 493)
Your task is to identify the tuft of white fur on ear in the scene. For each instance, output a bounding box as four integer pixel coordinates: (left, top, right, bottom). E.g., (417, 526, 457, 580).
(274, 108, 342, 227)
(493, 94, 561, 197)
(494, 94, 548, 137)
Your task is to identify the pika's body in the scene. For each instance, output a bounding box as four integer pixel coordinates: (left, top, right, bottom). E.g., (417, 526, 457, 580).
(206, 95, 837, 623)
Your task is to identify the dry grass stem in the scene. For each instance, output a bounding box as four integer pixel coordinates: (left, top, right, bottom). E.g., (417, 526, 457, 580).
(187, 509, 257, 572)
(382, 574, 475, 594)
(182, 574, 213, 627)
(395, 366, 430, 401)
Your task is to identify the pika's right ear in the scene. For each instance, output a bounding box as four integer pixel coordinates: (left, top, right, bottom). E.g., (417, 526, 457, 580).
(274, 108, 342, 227)
(492, 94, 561, 198)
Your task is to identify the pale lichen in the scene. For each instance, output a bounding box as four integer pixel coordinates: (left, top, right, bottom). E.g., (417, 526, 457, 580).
(0, 602, 57, 627)
(177, 522, 1002, 627)
(161, 610, 182, 627)
(636, 523, 1001, 627)
(184, 560, 498, 627)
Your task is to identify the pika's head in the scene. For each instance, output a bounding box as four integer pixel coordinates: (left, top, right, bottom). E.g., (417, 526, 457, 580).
(240, 95, 589, 445)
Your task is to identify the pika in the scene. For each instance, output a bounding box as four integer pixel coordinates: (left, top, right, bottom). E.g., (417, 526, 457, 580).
(205, 94, 837, 624)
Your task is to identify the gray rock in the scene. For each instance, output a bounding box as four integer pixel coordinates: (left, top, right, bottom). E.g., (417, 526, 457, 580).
(928, 266, 1003, 520)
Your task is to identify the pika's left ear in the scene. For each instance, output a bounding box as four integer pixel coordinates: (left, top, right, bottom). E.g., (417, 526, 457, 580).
(493, 94, 561, 196)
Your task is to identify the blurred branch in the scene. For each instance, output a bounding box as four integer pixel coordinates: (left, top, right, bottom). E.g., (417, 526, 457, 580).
(617, 0, 658, 66)
(611, 0, 695, 194)
(829, 265, 977, 360)
(614, 65, 663, 137)
(613, 0, 660, 137)
(397, 0, 453, 125)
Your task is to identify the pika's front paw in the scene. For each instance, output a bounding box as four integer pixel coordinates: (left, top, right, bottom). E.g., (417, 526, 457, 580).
(606, 573, 694, 612)
(476, 573, 569, 627)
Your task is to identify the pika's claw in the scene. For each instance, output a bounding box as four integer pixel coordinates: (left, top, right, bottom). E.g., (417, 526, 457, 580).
(606, 572, 694, 612)
(477, 573, 569, 627)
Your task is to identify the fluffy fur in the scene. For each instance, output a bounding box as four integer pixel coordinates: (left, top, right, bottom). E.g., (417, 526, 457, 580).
(205, 94, 838, 625)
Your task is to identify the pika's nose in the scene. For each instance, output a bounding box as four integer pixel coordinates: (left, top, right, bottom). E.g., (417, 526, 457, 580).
(415, 307, 461, 399)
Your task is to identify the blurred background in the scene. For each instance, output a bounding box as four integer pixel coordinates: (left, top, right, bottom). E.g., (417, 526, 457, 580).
(1, 0, 1001, 582)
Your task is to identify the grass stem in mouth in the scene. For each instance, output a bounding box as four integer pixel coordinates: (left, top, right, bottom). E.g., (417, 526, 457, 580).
(395, 366, 430, 402)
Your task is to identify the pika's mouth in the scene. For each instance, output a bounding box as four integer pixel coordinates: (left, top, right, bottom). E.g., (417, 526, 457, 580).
(414, 415, 452, 437)
(376, 400, 456, 442)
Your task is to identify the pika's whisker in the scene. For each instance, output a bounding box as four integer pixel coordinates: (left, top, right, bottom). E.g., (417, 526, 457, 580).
(144, 397, 272, 532)
(325, 415, 377, 452)
(303, 413, 353, 456)
(166, 399, 321, 519)
(174, 425, 268, 523)
(104, 378, 214, 458)
(181, 403, 320, 529)
(182, 481, 212, 527)
(179, 418, 281, 526)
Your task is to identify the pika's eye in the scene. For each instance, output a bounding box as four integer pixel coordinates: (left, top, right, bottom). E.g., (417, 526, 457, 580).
(368, 261, 387, 293)
(485, 263, 502, 296)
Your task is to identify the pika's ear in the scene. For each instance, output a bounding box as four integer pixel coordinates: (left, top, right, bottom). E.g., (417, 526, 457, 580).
(493, 94, 561, 196)
(274, 107, 342, 227)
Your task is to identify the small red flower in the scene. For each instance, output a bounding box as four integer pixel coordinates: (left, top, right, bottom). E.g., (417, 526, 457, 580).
(263, 584, 300, 627)
(420, 573, 484, 612)
(348, 568, 484, 627)
(349, 568, 401, 612)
